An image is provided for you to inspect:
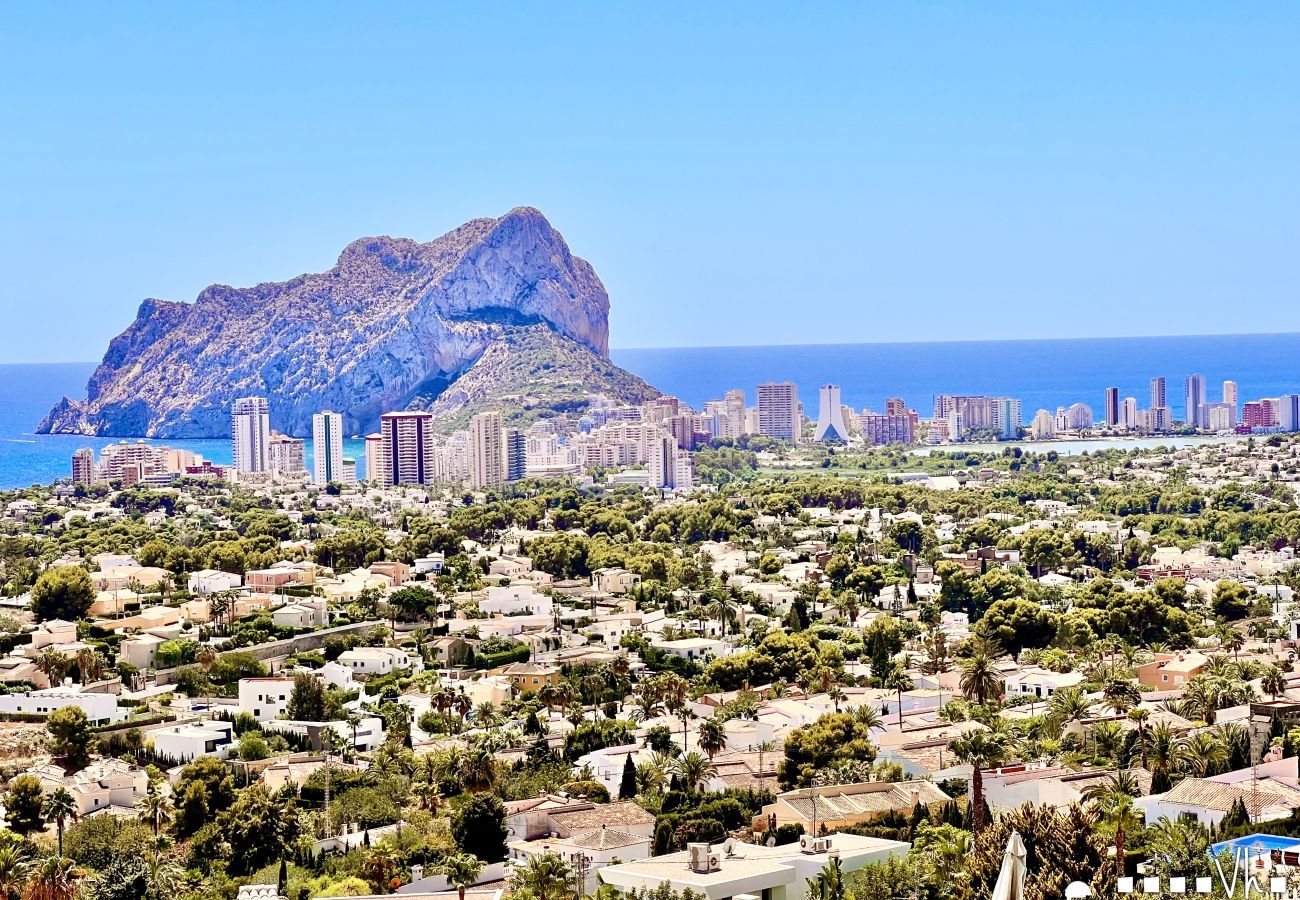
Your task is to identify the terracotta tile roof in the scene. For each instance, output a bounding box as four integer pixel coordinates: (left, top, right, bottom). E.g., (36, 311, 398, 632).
(548, 801, 655, 834)
(1163, 777, 1300, 817)
(566, 828, 651, 850)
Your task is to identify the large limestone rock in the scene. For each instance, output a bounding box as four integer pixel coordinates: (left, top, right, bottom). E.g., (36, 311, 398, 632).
(39, 208, 633, 437)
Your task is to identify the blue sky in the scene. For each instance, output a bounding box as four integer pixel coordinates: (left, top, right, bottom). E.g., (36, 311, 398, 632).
(1, 3, 1296, 362)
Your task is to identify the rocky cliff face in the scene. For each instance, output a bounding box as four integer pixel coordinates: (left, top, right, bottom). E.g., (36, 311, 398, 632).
(39, 208, 645, 437)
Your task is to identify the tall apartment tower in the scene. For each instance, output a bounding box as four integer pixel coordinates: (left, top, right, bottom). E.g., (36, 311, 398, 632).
(72, 448, 95, 485)
(232, 396, 271, 474)
(756, 381, 800, 443)
(1223, 380, 1239, 416)
(363, 433, 383, 483)
(991, 398, 1023, 439)
(312, 411, 344, 486)
(1103, 387, 1120, 427)
(1150, 377, 1166, 410)
(268, 433, 306, 475)
(379, 412, 435, 485)
(1278, 395, 1300, 433)
(885, 397, 907, 417)
(813, 385, 849, 442)
(505, 429, 527, 482)
(469, 411, 506, 489)
(648, 430, 693, 491)
(1121, 397, 1138, 429)
(723, 389, 747, 437)
(1185, 374, 1207, 428)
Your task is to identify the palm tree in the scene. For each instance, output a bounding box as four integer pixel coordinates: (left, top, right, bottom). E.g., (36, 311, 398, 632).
(194, 645, 218, 717)
(35, 649, 67, 688)
(1127, 708, 1151, 767)
(137, 787, 173, 837)
(1102, 679, 1141, 715)
(947, 730, 1007, 837)
(1090, 721, 1124, 759)
(1177, 731, 1228, 778)
(42, 789, 77, 857)
(460, 746, 497, 793)
(583, 672, 606, 720)
(809, 854, 847, 900)
(74, 649, 103, 686)
(697, 718, 726, 760)
(628, 693, 665, 723)
(672, 751, 718, 792)
(362, 847, 399, 894)
(0, 844, 28, 899)
(1262, 665, 1287, 701)
(510, 852, 572, 900)
(1221, 629, 1246, 661)
(473, 702, 499, 730)
(1083, 772, 1143, 879)
(1046, 686, 1091, 738)
(142, 850, 185, 900)
(885, 666, 914, 728)
(959, 652, 1001, 706)
(20, 856, 79, 900)
(851, 705, 884, 731)
(440, 853, 486, 900)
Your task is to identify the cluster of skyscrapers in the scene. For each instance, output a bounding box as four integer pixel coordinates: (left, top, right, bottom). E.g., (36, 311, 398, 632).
(72, 372, 1300, 489)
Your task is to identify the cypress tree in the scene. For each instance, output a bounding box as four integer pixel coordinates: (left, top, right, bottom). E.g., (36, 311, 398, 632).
(619, 753, 638, 800)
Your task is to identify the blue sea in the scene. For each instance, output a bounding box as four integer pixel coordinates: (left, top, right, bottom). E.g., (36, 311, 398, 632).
(2, 333, 1298, 489)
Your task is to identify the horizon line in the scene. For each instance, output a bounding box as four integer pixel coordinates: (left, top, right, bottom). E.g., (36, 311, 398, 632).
(9, 328, 1300, 366)
(610, 329, 1300, 353)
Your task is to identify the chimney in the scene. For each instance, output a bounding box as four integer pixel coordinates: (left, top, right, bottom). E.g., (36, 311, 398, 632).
(911, 788, 920, 808)
(411, 864, 424, 883)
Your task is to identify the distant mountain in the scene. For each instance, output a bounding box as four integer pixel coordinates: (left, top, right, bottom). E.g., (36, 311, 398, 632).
(38, 207, 658, 437)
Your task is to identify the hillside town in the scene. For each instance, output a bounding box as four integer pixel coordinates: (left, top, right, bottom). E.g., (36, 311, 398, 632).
(0, 410, 1299, 900)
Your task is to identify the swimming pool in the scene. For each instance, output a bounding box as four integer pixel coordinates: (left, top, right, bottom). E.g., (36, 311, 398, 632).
(1211, 834, 1300, 856)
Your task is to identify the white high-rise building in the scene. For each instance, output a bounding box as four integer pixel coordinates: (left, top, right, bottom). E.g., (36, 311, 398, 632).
(1206, 402, 1236, 431)
(648, 430, 693, 491)
(379, 412, 436, 485)
(1278, 395, 1300, 433)
(756, 382, 800, 443)
(469, 411, 506, 489)
(724, 389, 747, 437)
(268, 433, 306, 476)
(1150, 377, 1167, 410)
(1223, 380, 1238, 410)
(991, 398, 1023, 439)
(1066, 403, 1094, 431)
(232, 396, 271, 474)
(1185, 374, 1207, 428)
(1120, 397, 1138, 429)
(813, 385, 849, 442)
(312, 411, 344, 486)
(1030, 409, 1056, 440)
(364, 434, 383, 483)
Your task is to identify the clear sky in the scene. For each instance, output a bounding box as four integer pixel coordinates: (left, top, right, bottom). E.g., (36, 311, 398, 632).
(1, 3, 1297, 362)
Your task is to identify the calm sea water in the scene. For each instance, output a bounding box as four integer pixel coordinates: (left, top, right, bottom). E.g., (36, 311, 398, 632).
(2, 333, 1297, 489)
